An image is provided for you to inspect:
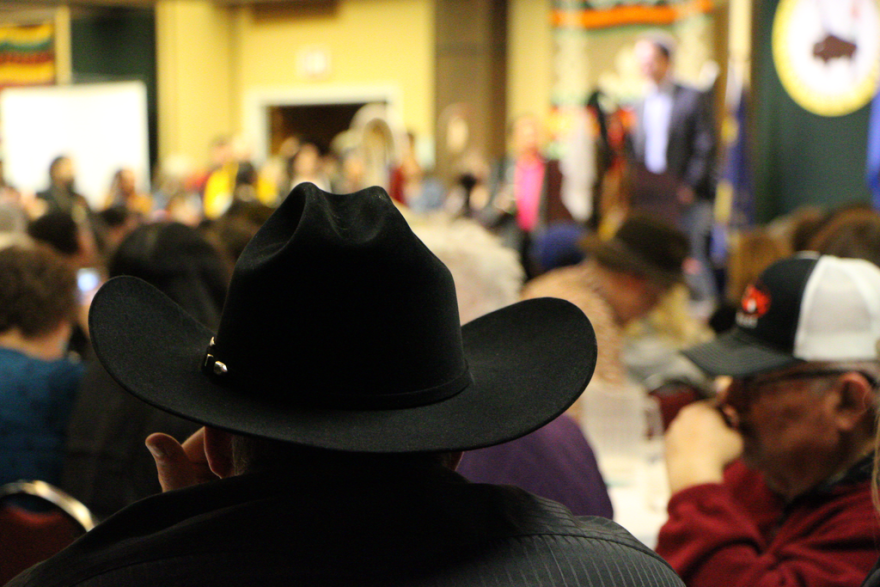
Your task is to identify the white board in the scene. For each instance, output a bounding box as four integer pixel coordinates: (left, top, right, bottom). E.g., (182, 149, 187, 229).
(1, 81, 149, 209)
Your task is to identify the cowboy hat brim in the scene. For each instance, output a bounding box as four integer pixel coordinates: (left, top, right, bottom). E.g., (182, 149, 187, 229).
(581, 235, 683, 287)
(90, 276, 597, 453)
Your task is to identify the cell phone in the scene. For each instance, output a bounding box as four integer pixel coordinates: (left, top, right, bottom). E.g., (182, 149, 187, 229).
(77, 268, 101, 294)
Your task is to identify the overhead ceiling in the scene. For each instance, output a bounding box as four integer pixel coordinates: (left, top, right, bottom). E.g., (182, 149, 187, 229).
(0, 1, 155, 24)
(0, 0, 155, 8)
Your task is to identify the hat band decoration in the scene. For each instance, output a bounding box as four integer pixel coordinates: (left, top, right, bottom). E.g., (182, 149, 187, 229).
(202, 338, 228, 377)
(201, 337, 474, 410)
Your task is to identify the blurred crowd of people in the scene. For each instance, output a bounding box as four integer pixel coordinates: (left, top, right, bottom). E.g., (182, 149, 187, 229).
(4, 31, 880, 587)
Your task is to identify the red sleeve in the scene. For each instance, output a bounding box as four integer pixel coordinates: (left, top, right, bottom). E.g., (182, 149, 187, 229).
(388, 166, 405, 204)
(655, 465, 879, 587)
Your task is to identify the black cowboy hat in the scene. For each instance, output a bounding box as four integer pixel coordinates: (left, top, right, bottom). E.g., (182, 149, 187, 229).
(88, 183, 597, 453)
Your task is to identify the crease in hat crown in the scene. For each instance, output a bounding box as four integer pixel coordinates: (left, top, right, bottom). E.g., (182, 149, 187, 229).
(206, 183, 471, 409)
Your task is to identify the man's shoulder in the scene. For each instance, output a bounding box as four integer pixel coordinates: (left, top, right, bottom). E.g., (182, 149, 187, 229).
(671, 83, 708, 107)
(432, 498, 684, 586)
(9, 473, 683, 587)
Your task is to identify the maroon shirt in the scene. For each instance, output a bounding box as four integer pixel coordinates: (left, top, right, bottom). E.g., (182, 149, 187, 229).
(657, 458, 879, 587)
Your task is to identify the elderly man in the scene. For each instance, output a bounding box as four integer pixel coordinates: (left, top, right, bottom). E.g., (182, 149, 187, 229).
(657, 254, 880, 587)
(8, 184, 683, 587)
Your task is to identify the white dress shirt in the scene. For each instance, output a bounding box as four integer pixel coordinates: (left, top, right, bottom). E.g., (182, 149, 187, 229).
(642, 81, 674, 174)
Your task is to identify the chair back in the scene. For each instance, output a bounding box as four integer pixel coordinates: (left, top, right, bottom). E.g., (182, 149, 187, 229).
(0, 480, 94, 584)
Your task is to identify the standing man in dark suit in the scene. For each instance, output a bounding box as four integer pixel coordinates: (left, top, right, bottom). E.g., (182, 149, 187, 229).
(628, 32, 717, 307)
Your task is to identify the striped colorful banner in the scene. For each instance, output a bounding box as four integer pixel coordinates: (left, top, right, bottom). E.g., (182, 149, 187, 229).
(552, 0, 715, 30)
(0, 23, 55, 88)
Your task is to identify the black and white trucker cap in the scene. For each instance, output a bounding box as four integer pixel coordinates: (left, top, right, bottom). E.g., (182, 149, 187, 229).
(684, 254, 880, 378)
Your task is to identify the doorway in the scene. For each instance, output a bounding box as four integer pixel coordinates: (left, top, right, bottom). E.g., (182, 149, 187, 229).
(244, 86, 401, 163)
(268, 102, 369, 154)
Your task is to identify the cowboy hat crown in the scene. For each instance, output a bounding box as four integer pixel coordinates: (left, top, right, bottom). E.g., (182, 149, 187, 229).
(89, 183, 597, 453)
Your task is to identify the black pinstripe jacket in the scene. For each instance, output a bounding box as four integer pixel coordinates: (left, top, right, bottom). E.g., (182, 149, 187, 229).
(9, 463, 683, 586)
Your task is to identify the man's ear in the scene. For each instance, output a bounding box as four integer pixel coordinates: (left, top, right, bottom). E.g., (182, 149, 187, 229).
(829, 373, 874, 433)
(203, 427, 235, 479)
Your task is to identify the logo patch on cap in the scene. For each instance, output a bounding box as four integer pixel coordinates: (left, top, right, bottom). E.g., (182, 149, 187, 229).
(737, 283, 771, 328)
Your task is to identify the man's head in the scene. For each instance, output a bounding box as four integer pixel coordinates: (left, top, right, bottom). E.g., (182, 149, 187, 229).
(114, 168, 137, 196)
(28, 211, 96, 269)
(89, 184, 597, 464)
(635, 32, 675, 85)
(582, 214, 688, 325)
(684, 255, 880, 496)
(0, 245, 77, 342)
(49, 156, 75, 189)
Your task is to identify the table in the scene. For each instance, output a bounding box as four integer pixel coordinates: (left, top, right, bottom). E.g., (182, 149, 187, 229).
(606, 443, 669, 550)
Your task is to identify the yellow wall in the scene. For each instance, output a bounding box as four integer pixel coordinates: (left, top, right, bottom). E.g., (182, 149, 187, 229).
(156, 0, 234, 164)
(507, 0, 553, 125)
(232, 0, 434, 141)
(156, 0, 435, 165)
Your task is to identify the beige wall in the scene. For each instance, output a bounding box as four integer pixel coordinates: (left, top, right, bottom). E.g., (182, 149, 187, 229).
(507, 0, 553, 126)
(155, 0, 567, 166)
(156, 1, 235, 164)
(156, 0, 435, 165)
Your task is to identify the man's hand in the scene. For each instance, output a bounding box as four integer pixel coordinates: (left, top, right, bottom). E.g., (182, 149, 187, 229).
(665, 401, 743, 494)
(146, 428, 219, 492)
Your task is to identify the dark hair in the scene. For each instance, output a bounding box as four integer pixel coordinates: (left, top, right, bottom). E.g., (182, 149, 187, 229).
(98, 205, 131, 230)
(109, 222, 230, 330)
(809, 207, 880, 267)
(231, 433, 457, 476)
(200, 201, 274, 265)
(0, 245, 77, 337)
(234, 162, 258, 188)
(28, 212, 80, 256)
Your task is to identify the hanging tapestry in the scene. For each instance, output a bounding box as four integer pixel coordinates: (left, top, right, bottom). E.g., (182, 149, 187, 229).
(0, 23, 55, 89)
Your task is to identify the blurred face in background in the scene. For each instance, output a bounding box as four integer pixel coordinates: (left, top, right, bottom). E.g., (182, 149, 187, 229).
(612, 272, 666, 325)
(635, 39, 671, 85)
(512, 116, 541, 159)
(118, 169, 136, 195)
(52, 157, 75, 188)
(294, 144, 321, 177)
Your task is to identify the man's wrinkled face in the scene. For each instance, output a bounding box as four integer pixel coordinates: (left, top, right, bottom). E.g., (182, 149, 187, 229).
(721, 367, 840, 488)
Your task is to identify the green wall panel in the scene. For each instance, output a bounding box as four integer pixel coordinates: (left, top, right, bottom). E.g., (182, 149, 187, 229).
(753, 0, 871, 222)
(71, 8, 157, 169)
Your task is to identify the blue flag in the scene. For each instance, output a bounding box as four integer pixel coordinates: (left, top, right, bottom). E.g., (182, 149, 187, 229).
(711, 80, 754, 267)
(724, 88, 754, 229)
(866, 90, 880, 209)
